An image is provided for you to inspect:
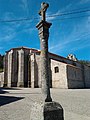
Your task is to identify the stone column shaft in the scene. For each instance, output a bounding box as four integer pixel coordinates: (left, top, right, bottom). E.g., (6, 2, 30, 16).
(18, 49, 24, 87)
(36, 21, 52, 102)
(4, 53, 8, 87)
(40, 38, 50, 100)
(31, 53, 35, 88)
(7, 50, 13, 87)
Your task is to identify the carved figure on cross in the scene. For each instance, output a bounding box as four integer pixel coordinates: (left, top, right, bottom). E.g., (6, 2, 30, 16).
(39, 2, 49, 21)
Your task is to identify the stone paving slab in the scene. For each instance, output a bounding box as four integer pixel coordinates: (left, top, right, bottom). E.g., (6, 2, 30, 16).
(0, 88, 90, 120)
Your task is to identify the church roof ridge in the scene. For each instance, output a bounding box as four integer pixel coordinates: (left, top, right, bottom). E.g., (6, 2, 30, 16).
(5, 46, 40, 53)
(49, 52, 68, 60)
(5, 46, 81, 65)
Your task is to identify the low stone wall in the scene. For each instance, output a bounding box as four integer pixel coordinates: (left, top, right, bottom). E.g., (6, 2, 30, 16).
(67, 65, 84, 88)
(0, 72, 4, 87)
(84, 65, 90, 88)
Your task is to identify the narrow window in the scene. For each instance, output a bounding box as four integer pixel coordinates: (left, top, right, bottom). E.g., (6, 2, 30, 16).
(54, 66, 59, 73)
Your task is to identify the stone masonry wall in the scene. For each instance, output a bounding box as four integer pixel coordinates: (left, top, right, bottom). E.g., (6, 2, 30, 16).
(84, 65, 90, 88)
(35, 53, 41, 88)
(3, 47, 90, 89)
(30, 53, 35, 88)
(24, 49, 30, 87)
(30, 53, 40, 88)
(67, 65, 84, 88)
(0, 72, 4, 87)
(11, 50, 18, 87)
(4, 53, 8, 87)
(51, 59, 68, 88)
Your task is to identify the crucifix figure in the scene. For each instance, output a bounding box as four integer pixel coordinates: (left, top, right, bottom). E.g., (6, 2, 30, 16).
(39, 2, 49, 21)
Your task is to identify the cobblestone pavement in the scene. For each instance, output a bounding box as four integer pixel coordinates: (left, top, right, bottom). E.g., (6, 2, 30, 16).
(0, 88, 90, 120)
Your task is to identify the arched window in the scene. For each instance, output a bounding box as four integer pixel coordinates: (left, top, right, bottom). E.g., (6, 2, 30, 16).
(54, 66, 59, 73)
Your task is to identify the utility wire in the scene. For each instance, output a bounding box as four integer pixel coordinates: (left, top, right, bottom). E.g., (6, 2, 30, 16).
(0, 17, 38, 23)
(26, 0, 30, 17)
(0, 8, 90, 23)
(49, 14, 90, 21)
(61, 6, 90, 12)
(47, 9, 90, 18)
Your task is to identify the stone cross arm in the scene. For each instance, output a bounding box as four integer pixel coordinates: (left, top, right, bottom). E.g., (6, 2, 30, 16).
(39, 2, 49, 21)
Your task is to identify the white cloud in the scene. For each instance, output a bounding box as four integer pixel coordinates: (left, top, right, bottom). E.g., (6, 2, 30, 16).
(20, 0, 29, 16)
(60, 3, 74, 12)
(0, 11, 19, 42)
(0, 10, 33, 42)
(46, 2, 76, 22)
(46, 0, 90, 23)
(2, 33, 16, 41)
(47, 15, 56, 21)
(71, 44, 90, 52)
(46, 10, 63, 21)
(49, 31, 90, 53)
(22, 26, 36, 34)
(49, 14, 90, 54)
(79, 0, 90, 4)
(2, 12, 16, 20)
(20, 0, 26, 9)
(0, 26, 17, 42)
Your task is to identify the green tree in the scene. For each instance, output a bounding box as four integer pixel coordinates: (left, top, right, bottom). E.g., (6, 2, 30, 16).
(79, 60, 90, 66)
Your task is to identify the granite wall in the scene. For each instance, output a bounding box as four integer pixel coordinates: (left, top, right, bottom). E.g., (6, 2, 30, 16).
(3, 47, 90, 89)
(0, 72, 4, 87)
(67, 65, 84, 88)
(50, 59, 68, 88)
(84, 65, 90, 88)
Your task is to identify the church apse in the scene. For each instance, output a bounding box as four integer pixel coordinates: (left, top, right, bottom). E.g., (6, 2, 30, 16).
(2, 47, 90, 89)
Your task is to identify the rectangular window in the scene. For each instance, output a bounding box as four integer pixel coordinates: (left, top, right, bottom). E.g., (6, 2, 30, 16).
(54, 66, 59, 73)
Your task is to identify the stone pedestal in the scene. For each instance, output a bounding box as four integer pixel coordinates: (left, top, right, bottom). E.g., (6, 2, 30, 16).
(30, 101, 64, 120)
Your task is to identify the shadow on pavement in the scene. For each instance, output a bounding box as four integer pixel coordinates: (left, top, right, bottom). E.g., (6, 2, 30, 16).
(0, 95, 24, 106)
(0, 88, 9, 94)
(2, 87, 22, 90)
(0, 87, 22, 94)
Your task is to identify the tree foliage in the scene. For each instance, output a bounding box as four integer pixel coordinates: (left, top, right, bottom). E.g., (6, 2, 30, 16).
(79, 60, 90, 66)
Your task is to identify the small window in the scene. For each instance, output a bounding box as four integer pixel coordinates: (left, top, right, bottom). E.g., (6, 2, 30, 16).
(54, 66, 59, 73)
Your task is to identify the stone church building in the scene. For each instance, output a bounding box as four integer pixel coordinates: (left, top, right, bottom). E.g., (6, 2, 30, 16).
(3, 47, 90, 89)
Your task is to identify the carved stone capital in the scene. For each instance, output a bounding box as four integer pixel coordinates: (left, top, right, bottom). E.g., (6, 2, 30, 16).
(36, 20, 52, 40)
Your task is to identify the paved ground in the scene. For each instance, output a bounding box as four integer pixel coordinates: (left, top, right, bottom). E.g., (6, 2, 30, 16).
(0, 88, 90, 120)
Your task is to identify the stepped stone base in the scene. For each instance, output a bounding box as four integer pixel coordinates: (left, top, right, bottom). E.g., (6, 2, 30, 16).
(30, 101, 64, 120)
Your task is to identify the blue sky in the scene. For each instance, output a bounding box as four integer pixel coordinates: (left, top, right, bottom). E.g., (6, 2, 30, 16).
(0, 0, 90, 60)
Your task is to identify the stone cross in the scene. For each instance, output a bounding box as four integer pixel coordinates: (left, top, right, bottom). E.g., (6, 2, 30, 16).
(36, 2, 52, 102)
(39, 2, 49, 21)
(30, 3, 64, 120)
